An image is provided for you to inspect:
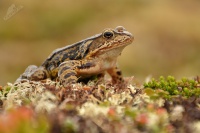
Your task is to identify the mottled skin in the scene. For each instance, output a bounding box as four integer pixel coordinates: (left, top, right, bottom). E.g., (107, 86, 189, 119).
(17, 26, 133, 87)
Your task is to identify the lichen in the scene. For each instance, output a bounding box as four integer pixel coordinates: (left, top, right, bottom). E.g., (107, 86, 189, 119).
(0, 76, 199, 133)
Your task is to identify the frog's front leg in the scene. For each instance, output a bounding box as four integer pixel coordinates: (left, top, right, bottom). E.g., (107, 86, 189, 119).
(107, 66, 124, 85)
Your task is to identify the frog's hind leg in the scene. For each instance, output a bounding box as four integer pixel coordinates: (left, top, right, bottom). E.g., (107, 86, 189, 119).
(15, 65, 38, 82)
(58, 61, 80, 87)
(16, 65, 49, 82)
(27, 66, 49, 81)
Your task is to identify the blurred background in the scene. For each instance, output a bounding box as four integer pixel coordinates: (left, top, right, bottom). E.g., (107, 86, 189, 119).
(0, 0, 200, 85)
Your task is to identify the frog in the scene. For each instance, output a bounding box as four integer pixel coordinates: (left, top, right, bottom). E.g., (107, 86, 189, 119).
(16, 26, 134, 87)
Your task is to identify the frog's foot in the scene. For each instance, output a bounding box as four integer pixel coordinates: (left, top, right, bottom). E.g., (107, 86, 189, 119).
(16, 65, 49, 83)
(15, 65, 38, 82)
(27, 66, 49, 81)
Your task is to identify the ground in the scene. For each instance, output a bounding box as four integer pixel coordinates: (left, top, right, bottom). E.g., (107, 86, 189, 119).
(0, 76, 199, 133)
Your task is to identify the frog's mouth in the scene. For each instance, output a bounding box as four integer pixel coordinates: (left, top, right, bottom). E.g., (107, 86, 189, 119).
(87, 40, 132, 59)
(87, 34, 133, 58)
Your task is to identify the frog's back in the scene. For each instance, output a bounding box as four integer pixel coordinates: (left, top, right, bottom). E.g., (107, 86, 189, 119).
(42, 33, 102, 71)
(42, 43, 81, 71)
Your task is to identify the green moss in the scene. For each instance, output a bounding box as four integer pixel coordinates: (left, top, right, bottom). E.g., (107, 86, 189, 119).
(144, 76, 200, 98)
(0, 85, 13, 98)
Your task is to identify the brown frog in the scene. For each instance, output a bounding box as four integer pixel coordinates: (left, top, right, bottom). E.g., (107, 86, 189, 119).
(16, 26, 133, 87)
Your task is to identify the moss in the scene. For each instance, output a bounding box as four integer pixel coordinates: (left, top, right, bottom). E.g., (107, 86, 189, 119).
(144, 76, 200, 99)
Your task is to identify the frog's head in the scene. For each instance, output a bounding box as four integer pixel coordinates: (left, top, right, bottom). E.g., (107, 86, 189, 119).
(81, 26, 134, 58)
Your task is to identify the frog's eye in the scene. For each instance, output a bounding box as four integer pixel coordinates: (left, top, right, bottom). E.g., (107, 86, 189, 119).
(103, 31, 114, 39)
